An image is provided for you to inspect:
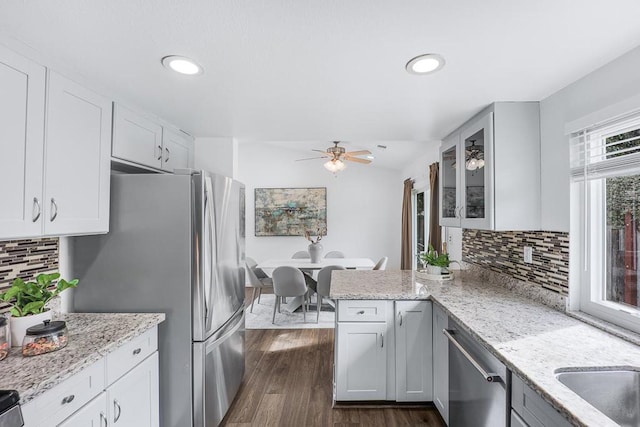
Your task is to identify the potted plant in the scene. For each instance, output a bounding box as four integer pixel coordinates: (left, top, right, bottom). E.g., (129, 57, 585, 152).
(418, 245, 457, 275)
(0, 273, 78, 346)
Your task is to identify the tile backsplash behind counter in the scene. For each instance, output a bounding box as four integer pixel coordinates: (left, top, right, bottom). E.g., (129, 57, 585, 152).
(0, 238, 59, 311)
(462, 229, 569, 296)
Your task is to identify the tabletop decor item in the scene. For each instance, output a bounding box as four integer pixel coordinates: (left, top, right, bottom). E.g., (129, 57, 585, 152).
(304, 226, 326, 263)
(418, 244, 457, 275)
(0, 273, 78, 346)
(22, 319, 68, 357)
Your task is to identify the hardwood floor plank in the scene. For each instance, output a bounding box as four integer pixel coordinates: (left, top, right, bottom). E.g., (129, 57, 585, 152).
(221, 328, 446, 427)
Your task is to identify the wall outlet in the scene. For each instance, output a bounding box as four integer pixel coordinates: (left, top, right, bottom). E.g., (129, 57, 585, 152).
(524, 246, 533, 263)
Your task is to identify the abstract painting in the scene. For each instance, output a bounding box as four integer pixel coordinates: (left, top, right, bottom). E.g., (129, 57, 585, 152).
(255, 188, 327, 236)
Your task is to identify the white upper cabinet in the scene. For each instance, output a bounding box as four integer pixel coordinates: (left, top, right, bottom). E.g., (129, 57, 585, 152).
(44, 72, 112, 236)
(112, 104, 163, 169)
(161, 128, 192, 172)
(0, 45, 46, 239)
(112, 103, 193, 172)
(439, 102, 540, 231)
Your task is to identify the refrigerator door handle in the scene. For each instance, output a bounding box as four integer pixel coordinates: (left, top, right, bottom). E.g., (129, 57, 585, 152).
(204, 176, 218, 331)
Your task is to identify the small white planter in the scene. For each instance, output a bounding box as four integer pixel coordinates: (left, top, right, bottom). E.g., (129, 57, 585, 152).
(10, 310, 52, 347)
(426, 265, 442, 275)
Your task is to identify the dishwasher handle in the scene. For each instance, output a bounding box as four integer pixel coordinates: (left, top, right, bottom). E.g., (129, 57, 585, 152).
(443, 329, 502, 383)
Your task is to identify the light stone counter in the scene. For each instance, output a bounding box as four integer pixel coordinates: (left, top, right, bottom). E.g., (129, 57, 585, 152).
(331, 269, 639, 427)
(0, 312, 165, 404)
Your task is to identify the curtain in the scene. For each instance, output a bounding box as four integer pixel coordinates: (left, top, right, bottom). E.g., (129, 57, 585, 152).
(401, 178, 414, 269)
(429, 162, 442, 254)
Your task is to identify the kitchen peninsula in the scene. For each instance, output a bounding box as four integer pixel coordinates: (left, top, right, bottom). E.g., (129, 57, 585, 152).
(330, 270, 640, 427)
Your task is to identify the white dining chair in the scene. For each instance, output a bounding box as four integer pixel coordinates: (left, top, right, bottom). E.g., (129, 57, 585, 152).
(315, 265, 346, 322)
(271, 266, 309, 324)
(373, 256, 388, 270)
(291, 251, 310, 259)
(245, 257, 273, 313)
(324, 251, 345, 258)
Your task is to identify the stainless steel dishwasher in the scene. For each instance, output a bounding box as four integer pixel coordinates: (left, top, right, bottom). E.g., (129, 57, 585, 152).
(446, 321, 507, 427)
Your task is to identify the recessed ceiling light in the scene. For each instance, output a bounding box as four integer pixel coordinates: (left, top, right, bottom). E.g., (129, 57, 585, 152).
(405, 54, 445, 75)
(161, 55, 203, 75)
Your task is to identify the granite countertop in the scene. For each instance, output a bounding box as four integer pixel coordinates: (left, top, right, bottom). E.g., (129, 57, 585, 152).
(0, 312, 165, 404)
(331, 270, 640, 427)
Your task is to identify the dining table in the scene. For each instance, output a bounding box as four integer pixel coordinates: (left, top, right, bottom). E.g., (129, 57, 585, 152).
(256, 257, 376, 312)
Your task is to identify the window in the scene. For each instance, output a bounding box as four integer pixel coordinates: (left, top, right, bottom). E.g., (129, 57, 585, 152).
(571, 112, 640, 331)
(413, 188, 429, 269)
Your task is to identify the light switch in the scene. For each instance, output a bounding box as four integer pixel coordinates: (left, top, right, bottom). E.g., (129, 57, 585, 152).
(524, 246, 533, 263)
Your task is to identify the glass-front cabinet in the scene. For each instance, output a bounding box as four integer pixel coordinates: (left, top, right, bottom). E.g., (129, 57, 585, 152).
(438, 102, 541, 231)
(439, 112, 493, 229)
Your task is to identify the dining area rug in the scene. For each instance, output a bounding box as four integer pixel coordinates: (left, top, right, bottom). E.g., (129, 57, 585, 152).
(245, 293, 336, 329)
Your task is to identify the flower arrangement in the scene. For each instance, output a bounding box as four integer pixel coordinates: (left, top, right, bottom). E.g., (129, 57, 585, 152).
(303, 226, 326, 244)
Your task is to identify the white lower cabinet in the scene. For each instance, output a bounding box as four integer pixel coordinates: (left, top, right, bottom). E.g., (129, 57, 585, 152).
(22, 327, 159, 427)
(58, 393, 107, 427)
(334, 300, 433, 403)
(395, 301, 432, 402)
(511, 374, 571, 427)
(106, 352, 159, 426)
(432, 304, 449, 423)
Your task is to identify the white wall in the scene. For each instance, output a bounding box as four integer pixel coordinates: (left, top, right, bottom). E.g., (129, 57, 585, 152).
(194, 137, 238, 178)
(237, 142, 403, 269)
(540, 45, 640, 232)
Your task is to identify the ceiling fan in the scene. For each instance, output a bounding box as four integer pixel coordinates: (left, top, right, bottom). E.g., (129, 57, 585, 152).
(297, 141, 372, 172)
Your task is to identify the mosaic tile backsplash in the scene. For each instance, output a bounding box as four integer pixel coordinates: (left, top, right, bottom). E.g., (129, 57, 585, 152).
(0, 238, 59, 310)
(462, 229, 569, 295)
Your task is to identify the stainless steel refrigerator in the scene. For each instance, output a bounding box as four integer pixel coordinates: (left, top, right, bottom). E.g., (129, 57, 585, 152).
(71, 170, 245, 427)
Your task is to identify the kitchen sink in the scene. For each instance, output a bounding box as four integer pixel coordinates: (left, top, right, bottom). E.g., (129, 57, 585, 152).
(555, 368, 640, 426)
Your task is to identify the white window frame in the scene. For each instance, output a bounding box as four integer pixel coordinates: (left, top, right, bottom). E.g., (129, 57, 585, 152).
(571, 111, 640, 333)
(412, 186, 429, 270)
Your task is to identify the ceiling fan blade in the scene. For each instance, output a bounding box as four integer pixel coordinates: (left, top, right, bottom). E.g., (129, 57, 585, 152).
(344, 150, 371, 156)
(343, 156, 372, 164)
(296, 156, 329, 161)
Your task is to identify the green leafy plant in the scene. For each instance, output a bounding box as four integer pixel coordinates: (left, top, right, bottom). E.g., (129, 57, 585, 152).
(0, 273, 78, 317)
(418, 244, 453, 268)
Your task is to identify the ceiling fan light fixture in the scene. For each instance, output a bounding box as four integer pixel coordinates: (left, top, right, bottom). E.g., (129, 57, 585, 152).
(406, 54, 445, 75)
(324, 159, 346, 173)
(161, 55, 203, 75)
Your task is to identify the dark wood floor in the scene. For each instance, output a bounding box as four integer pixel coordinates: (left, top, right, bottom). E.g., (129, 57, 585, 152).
(221, 290, 446, 426)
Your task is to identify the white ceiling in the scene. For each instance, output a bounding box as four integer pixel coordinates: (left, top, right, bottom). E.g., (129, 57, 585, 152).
(2, 0, 640, 148)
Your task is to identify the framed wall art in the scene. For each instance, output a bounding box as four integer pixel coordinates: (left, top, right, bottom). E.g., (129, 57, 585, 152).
(254, 187, 327, 236)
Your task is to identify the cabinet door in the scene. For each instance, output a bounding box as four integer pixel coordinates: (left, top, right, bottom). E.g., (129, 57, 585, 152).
(460, 112, 494, 230)
(432, 305, 449, 423)
(161, 128, 192, 172)
(106, 352, 159, 427)
(395, 301, 433, 401)
(112, 104, 163, 169)
(335, 322, 387, 400)
(44, 72, 112, 236)
(439, 132, 461, 227)
(57, 392, 107, 427)
(0, 45, 46, 239)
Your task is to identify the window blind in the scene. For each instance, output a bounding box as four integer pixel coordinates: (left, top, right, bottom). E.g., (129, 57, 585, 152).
(570, 110, 640, 181)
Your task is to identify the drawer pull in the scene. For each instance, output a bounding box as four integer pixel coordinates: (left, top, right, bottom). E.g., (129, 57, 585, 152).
(133, 348, 142, 355)
(114, 399, 122, 423)
(61, 394, 75, 404)
(356, 310, 365, 315)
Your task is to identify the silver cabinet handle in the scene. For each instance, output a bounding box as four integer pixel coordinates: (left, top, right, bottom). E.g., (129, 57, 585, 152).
(50, 198, 58, 221)
(113, 399, 122, 423)
(32, 197, 41, 222)
(165, 147, 170, 163)
(100, 412, 108, 427)
(443, 329, 501, 383)
(157, 145, 163, 161)
(380, 333, 384, 348)
(133, 348, 142, 355)
(458, 206, 464, 218)
(356, 310, 365, 315)
(61, 394, 75, 404)
(398, 312, 403, 326)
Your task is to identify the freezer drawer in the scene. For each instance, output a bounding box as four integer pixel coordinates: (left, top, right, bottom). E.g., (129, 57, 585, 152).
(193, 308, 245, 427)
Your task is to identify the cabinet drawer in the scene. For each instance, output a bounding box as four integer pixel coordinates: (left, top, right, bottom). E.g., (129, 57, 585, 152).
(512, 374, 571, 427)
(22, 358, 105, 427)
(105, 326, 158, 386)
(337, 300, 387, 322)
